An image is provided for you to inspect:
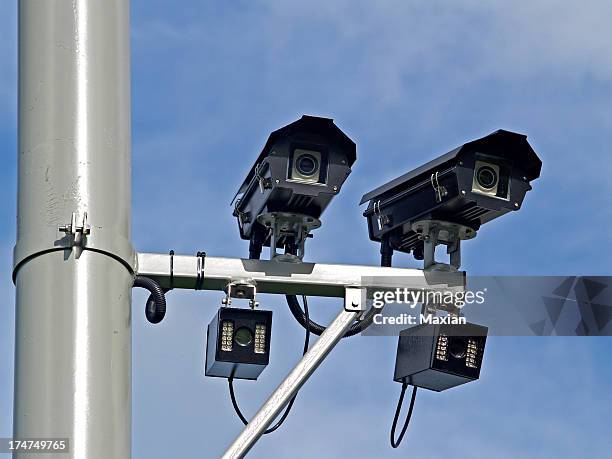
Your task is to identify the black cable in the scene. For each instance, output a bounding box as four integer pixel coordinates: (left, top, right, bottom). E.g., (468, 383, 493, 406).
(133, 276, 167, 324)
(285, 248, 389, 338)
(390, 383, 418, 448)
(380, 234, 394, 268)
(169, 250, 175, 289)
(228, 295, 311, 434)
(249, 237, 377, 338)
(286, 294, 380, 337)
(248, 225, 267, 260)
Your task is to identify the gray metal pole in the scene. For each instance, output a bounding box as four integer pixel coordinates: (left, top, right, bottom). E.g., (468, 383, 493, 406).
(222, 309, 359, 459)
(14, 2, 133, 458)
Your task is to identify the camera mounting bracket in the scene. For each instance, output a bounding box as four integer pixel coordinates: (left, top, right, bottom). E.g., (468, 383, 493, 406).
(257, 212, 321, 262)
(412, 219, 476, 270)
(222, 280, 259, 308)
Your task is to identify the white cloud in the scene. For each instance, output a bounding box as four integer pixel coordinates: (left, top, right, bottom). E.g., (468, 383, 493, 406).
(259, 0, 612, 86)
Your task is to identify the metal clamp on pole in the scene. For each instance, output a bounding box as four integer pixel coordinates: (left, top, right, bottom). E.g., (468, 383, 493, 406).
(58, 211, 91, 248)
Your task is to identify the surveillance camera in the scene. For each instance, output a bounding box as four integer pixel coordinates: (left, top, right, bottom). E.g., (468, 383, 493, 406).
(205, 307, 273, 380)
(233, 115, 356, 260)
(360, 130, 542, 264)
(394, 322, 488, 391)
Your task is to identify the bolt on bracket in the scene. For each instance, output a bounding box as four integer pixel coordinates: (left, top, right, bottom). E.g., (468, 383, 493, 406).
(58, 212, 91, 247)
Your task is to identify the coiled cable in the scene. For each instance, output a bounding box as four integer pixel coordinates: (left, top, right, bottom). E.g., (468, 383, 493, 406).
(133, 276, 167, 324)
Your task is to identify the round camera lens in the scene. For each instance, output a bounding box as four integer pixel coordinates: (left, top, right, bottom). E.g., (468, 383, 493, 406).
(476, 165, 498, 189)
(234, 327, 253, 347)
(449, 337, 467, 359)
(296, 154, 319, 176)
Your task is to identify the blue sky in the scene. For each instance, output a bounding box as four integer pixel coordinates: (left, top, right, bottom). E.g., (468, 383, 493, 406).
(2, 1, 612, 457)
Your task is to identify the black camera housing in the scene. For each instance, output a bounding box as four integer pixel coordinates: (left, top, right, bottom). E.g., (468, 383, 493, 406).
(394, 322, 488, 392)
(360, 130, 542, 257)
(232, 115, 356, 250)
(205, 307, 273, 380)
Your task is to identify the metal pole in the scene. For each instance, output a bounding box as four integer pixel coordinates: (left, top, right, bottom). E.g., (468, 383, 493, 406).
(222, 309, 359, 459)
(14, 2, 133, 458)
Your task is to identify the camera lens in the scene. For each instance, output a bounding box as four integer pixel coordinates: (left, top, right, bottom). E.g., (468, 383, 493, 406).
(449, 337, 467, 359)
(296, 154, 319, 177)
(234, 327, 253, 347)
(476, 165, 498, 189)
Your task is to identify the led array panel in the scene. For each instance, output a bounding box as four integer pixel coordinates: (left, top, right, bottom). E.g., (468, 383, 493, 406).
(221, 320, 234, 352)
(466, 338, 479, 368)
(435, 334, 448, 361)
(254, 324, 266, 354)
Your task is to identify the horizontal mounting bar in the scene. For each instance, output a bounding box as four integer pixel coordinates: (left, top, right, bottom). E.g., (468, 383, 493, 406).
(136, 252, 465, 298)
